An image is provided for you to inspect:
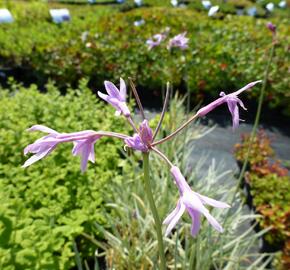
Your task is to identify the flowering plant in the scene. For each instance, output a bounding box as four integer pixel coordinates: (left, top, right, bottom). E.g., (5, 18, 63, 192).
(23, 78, 261, 269)
(146, 29, 189, 51)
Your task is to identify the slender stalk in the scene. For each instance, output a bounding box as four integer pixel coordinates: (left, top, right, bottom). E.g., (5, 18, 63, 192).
(151, 146, 174, 167)
(152, 113, 199, 146)
(128, 77, 146, 120)
(189, 242, 195, 269)
(81, 232, 107, 250)
(73, 241, 83, 270)
(252, 43, 275, 136)
(174, 226, 179, 270)
(216, 36, 276, 269)
(228, 40, 276, 209)
(127, 116, 139, 133)
(185, 72, 190, 115)
(220, 37, 277, 238)
(153, 82, 170, 140)
(142, 153, 166, 270)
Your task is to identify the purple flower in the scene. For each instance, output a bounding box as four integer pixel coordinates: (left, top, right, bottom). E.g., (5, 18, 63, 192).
(139, 120, 153, 145)
(167, 32, 189, 50)
(23, 125, 101, 172)
(163, 166, 230, 237)
(125, 134, 148, 152)
(197, 80, 262, 129)
(98, 78, 130, 117)
(125, 120, 153, 152)
(266, 22, 276, 35)
(146, 34, 165, 50)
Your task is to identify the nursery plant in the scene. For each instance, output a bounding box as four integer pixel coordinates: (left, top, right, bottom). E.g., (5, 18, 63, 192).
(96, 95, 274, 269)
(0, 2, 289, 113)
(235, 130, 290, 270)
(22, 75, 261, 269)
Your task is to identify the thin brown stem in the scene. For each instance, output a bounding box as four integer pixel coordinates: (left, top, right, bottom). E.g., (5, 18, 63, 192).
(151, 113, 199, 146)
(127, 116, 139, 134)
(128, 77, 146, 120)
(151, 146, 174, 167)
(153, 82, 170, 141)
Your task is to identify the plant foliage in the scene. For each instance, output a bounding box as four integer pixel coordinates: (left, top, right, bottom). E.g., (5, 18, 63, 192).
(235, 130, 290, 270)
(0, 79, 130, 269)
(0, 2, 289, 113)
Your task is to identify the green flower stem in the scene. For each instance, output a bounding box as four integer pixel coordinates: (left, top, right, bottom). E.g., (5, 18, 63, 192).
(143, 152, 166, 270)
(252, 43, 275, 136)
(231, 41, 276, 206)
(217, 40, 276, 268)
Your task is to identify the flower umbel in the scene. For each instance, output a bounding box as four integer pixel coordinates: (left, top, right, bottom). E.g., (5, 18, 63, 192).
(163, 166, 230, 236)
(23, 78, 260, 238)
(125, 120, 153, 152)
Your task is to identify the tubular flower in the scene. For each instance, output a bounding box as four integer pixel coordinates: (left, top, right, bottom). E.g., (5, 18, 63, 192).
(22, 125, 102, 171)
(125, 120, 153, 152)
(146, 27, 170, 50)
(196, 80, 262, 129)
(71, 135, 101, 172)
(98, 78, 130, 117)
(146, 34, 166, 50)
(167, 32, 189, 50)
(163, 166, 230, 236)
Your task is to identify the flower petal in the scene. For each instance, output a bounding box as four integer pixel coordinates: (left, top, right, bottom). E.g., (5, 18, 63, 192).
(164, 202, 185, 236)
(119, 78, 126, 101)
(27, 125, 58, 134)
(226, 100, 240, 130)
(88, 143, 95, 163)
(125, 134, 147, 152)
(163, 199, 182, 225)
(80, 143, 91, 172)
(117, 102, 130, 117)
(188, 209, 201, 236)
(202, 209, 224, 233)
(139, 120, 153, 144)
(22, 145, 56, 167)
(237, 98, 247, 111)
(233, 80, 262, 96)
(97, 91, 110, 103)
(170, 166, 192, 194)
(194, 192, 230, 208)
(104, 81, 121, 99)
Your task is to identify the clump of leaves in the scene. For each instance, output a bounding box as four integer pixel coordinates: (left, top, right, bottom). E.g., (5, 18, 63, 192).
(0, 2, 289, 113)
(235, 130, 290, 269)
(249, 173, 290, 246)
(0, 79, 130, 269)
(235, 130, 274, 167)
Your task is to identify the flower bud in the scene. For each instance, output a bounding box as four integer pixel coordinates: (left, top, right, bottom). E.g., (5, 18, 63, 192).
(266, 22, 276, 34)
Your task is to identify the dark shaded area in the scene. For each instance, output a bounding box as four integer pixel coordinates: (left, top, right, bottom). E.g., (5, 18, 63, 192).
(136, 82, 290, 137)
(1, 66, 289, 137)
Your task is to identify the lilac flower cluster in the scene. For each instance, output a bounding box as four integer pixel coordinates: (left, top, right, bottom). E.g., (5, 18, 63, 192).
(23, 78, 261, 236)
(146, 29, 189, 51)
